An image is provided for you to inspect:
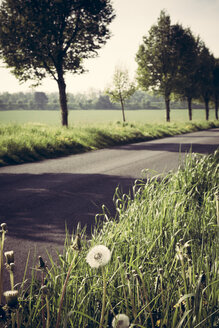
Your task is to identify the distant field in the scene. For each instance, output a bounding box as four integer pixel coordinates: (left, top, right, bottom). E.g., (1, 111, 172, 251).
(0, 109, 216, 124)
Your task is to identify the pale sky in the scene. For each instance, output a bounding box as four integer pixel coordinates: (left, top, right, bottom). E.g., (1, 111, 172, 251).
(0, 0, 219, 94)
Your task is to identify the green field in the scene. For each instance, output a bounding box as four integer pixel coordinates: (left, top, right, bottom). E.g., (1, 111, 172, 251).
(0, 109, 218, 167)
(0, 108, 217, 124)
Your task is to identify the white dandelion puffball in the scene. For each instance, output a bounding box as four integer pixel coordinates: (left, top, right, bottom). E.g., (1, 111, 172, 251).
(112, 314, 130, 328)
(86, 245, 111, 268)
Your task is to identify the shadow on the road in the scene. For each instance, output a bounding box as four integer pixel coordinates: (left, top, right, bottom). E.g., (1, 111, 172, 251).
(0, 173, 147, 290)
(0, 173, 139, 244)
(118, 143, 218, 154)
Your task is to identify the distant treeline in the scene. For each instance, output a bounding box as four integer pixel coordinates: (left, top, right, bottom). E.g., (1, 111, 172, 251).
(0, 90, 205, 111)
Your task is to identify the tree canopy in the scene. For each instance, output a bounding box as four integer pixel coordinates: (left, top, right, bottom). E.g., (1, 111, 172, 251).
(0, 0, 115, 126)
(212, 58, 219, 120)
(135, 10, 218, 122)
(196, 44, 214, 120)
(171, 26, 200, 121)
(136, 10, 177, 121)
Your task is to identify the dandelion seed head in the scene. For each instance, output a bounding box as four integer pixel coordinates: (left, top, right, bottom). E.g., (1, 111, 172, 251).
(112, 314, 130, 328)
(3, 290, 18, 307)
(1, 223, 7, 231)
(10, 263, 15, 272)
(86, 245, 111, 268)
(4, 251, 14, 265)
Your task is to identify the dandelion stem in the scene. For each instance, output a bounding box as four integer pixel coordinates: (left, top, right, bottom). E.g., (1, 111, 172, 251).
(10, 270, 14, 290)
(0, 240, 3, 304)
(99, 267, 107, 328)
(11, 312, 15, 328)
(55, 253, 76, 328)
(46, 296, 50, 328)
(215, 192, 219, 227)
(41, 271, 46, 328)
(41, 295, 46, 328)
(179, 253, 191, 328)
(16, 308, 21, 328)
(0, 229, 6, 304)
(127, 274, 137, 321)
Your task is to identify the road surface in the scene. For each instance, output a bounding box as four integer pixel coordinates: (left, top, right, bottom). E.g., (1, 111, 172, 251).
(0, 128, 218, 286)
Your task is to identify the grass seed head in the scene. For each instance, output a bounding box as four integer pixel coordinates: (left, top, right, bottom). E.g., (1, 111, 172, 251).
(38, 256, 47, 270)
(71, 233, 82, 251)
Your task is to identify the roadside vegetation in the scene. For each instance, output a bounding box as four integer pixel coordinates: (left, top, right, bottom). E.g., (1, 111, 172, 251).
(1, 150, 218, 327)
(0, 119, 218, 167)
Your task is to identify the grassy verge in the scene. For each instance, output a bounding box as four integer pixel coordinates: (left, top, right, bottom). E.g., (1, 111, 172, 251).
(0, 120, 219, 167)
(1, 150, 218, 327)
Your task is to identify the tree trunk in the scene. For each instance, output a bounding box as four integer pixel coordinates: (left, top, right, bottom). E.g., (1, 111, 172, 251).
(57, 72, 68, 127)
(120, 97, 126, 122)
(187, 97, 192, 121)
(215, 98, 218, 120)
(204, 98, 209, 121)
(165, 97, 170, 122)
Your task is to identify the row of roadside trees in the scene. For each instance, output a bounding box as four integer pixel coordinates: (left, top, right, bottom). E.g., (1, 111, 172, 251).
(135, 10, 219, 122)
(0, 1, 218, 125)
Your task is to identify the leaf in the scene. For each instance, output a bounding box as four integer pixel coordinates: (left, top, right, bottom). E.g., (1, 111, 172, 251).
(176, 309, 193, 328)
(174, 293, 195, 308)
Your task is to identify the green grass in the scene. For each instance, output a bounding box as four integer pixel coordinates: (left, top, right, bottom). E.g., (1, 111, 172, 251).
(1, 150, 218, 327)
(0, 119, 219, 167)
(0, 109, 217, 124)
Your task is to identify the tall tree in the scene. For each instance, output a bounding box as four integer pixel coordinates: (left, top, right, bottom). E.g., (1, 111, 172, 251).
(173, 27, 200, 121)
(105, 66, 135, 122)
(212, 57, 219, 120)
(0, 0, 115, 126)
(136, 10, 182, 122)
(196, 43, 214, 120)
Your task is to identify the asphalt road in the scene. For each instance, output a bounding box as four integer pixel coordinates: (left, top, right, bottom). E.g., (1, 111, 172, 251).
(0, 128, 218, 287)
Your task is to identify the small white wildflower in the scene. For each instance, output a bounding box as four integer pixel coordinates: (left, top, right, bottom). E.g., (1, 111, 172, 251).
(86, 245, 111, 268)
(112, 314, 130, 328)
